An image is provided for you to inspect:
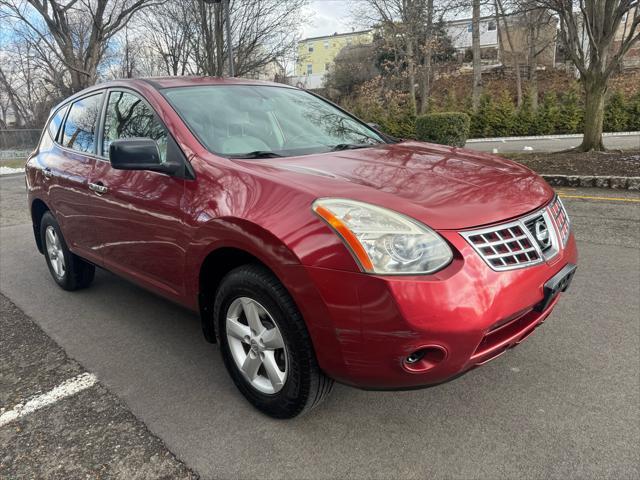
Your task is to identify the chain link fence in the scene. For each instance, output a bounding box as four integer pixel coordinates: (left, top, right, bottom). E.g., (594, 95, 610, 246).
(0, 129, 42, 162)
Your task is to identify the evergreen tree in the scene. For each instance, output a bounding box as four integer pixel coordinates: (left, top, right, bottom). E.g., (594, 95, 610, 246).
(535, 93, 561, 135)
(604, 91, 630, 132)
(627, 92, 640, 131)
(515, 91, 536, 136)
(558, 88, 584, 134)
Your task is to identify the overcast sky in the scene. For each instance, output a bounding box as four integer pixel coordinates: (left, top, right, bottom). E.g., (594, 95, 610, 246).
(302, 0, 355, 38)
(301, 1, 473, 39)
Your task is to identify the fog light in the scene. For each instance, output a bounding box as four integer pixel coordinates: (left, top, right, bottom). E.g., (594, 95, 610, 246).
(403, 346, 447, 372)
(406, 351, 425, 364)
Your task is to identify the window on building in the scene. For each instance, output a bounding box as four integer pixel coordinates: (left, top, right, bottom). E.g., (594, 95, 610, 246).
(488, 20, 497, 31)
(308, 43, 314, 52)
(467, 23, 473, 33)
(324, 41, 329, 49)
(307, 64, 313, 75)
(347, 37, 353, 45)
(61, 93, 104, 154)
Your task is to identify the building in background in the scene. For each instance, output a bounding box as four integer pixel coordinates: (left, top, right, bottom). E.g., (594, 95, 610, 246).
(445, 16, 499, 62)
(614, 7, 640, 69)
(500, 12, 558, 69)
(292, 30, 373, 89)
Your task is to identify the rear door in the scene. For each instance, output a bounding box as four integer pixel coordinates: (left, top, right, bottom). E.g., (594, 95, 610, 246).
(87, 89, 188, 299)
(43, 92, 105, 264)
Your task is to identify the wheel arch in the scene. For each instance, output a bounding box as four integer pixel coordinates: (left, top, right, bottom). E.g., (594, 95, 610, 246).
(192, 217, 303, 343)
(31, 198, 51, 254)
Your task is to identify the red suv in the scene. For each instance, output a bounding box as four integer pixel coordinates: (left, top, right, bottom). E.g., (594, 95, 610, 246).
(26, 77, 577, 418)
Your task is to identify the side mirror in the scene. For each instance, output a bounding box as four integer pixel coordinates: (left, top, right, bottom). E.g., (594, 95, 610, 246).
(109, 138, 179, 175)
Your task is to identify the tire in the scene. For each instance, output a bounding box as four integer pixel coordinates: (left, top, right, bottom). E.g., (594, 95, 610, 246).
(214, 264, 333, 418)
(40, 211, 95, 291)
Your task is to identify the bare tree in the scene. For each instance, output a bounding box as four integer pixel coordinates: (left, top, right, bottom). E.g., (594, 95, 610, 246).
(495, 0, 523, 106)
(536, 0, 639, 151)
(131, 1, 196, 76)
(183, 0, 305, 78)
(355, 0, 438, 114)
(0, 0, 160, 93)
(524, 6, 556, 109)
(0, 32, 65, 126)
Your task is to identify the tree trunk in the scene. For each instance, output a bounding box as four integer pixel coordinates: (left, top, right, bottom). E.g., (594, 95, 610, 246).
(472, 0, 482, 110)
(580, 76, 607, 151)
(528, 20, 538, 110)
(214, 3, 224, 76)
(419, 0, 434, 115)
(406, 37, 417, 115)
(419, 51, 431, 114)
(513, 57, 522, 107)
(495, 0, 521, 106)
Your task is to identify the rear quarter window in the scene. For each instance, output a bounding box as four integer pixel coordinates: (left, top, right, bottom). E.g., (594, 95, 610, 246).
(39, 105, 68, 151)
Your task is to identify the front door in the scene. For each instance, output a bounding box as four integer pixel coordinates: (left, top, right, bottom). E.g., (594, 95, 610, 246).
(87, 89, 188, 299)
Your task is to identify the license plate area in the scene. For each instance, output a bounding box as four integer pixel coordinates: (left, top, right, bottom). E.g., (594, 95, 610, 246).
(535, 263, 577, 312)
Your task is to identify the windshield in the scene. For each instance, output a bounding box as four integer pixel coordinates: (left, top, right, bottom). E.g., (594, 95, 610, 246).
(163, 85, 385, 158)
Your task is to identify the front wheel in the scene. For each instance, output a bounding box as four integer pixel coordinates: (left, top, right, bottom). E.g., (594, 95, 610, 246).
(214, 265, 333, 418)
(40, 212, 95, 291)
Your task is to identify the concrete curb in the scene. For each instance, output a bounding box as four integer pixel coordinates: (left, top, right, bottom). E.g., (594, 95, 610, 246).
(542, 174, 640, 190)
(467, 131, 640, 143)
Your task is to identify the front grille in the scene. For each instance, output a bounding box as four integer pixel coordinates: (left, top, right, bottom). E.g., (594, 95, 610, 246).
(461, 197, 567, 272)
(464, 224, 541, 270)
(549, 196, 570, 246)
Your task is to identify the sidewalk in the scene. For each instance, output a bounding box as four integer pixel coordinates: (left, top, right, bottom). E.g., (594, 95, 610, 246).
(466, 132, 640, 153)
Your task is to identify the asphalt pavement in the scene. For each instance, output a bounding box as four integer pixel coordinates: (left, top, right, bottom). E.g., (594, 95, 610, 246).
(1, 173, 639, 479)
(0, 294, 196, 479)
(466, 132, 640, 153)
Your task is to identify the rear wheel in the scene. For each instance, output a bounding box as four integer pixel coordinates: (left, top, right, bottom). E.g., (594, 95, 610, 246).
(40, 212, 95, 291)
(214, 265, 333, 418)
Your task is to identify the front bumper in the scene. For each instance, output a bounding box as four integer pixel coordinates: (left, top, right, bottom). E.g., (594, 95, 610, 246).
(296, 230, 578, 389)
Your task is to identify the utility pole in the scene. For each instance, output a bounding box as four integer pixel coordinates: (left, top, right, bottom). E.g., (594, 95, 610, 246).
(203, 0, 235, 77)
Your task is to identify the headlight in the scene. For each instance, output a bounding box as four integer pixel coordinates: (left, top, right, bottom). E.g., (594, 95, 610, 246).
(312, 198, 453, 275)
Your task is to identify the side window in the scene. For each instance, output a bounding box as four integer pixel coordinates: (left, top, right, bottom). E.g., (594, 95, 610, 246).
(102, 91, 168, 161)
(39, 105, 68, 151)
(62, 93, 103, 154)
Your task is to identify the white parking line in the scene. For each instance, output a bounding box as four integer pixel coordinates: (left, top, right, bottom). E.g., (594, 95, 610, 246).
(0, 372, 97, 427)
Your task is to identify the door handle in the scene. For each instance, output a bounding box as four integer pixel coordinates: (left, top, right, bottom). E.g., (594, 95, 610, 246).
(88, 182, 108, 195)
(43, 167, 53, 179)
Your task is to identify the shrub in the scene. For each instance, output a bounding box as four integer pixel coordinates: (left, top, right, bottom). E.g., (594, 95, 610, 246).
(471, 94, 494, 137)
(535, 92, 561, 135)
(558, 88, 584, 134)
(514, 91, 536, 136)
(416, 112, 471, 147)
(470, 93, 517, 137)
(604, 91, 630, 132)
(491, 92, 517, 136)
(345, 78, 417, 138)
(627, 91, 640, 131)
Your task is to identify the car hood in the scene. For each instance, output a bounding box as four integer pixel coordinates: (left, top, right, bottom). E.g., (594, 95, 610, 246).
(243, 141, 554, 230)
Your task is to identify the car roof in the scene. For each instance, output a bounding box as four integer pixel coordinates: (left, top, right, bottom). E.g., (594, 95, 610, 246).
(138, 76, 294, 90)
(49, 76, 296, 114)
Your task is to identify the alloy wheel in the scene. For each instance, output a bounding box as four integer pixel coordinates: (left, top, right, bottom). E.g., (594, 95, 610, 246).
(45, 225, 66, 278)
(225, 297, 288, 394)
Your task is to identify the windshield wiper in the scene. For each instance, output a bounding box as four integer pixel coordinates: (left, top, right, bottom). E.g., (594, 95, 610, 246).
(228, 150, 283, 159)
(330, 143, 375, 151)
